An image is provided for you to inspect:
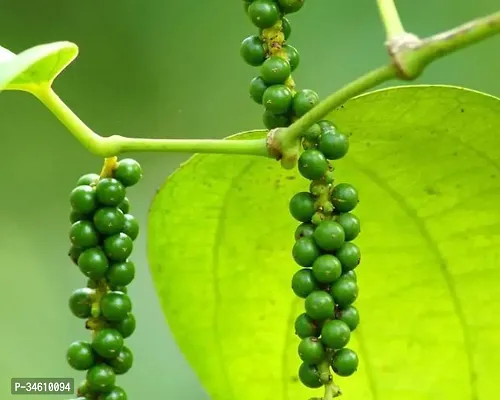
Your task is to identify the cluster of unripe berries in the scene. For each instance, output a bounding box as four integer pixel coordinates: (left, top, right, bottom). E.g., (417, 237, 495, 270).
(241, 0, 319, 129)
(67, 158, 142, 400)
(289, 120, 361, 389)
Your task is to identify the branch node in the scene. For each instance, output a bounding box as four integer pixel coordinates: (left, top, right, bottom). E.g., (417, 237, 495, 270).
(386, 32, 423, 80)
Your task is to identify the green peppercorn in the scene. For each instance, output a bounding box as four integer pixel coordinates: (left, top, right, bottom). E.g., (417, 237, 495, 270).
(262, 84, 293, 114)
(68, 245, 83, 266)
(114, 158, 142, 187)
(336, 213, 360, 241)
(318, 131, 349, 160)
(331, 183, 359, 213)
(70, 220, 100, 249)
(78, 247, 109, 280)
(294, 313, 320, 338)
(304, 291, 334, 320)
(93, 207, 125, 236)
(282, 17, 292, 39)
(331, 348, 359, 377)
(70, 185, 97, 214)
(335, 242, 361, 272)
(343, 270, 357, 282)
(96, 178, 126, 207)
(304, 123, 321, 142)
(103, 233, 133, 262)
(249, 76, 268, 104)
(111, 313, 136, 338)
(86, 364, 116, 392)
(76, 173, 100, 187)
(66, 340, 96, 371)
(312, 220, 345, 251)
(240, 35, 267, 66)
(100, 291, 132, 321)
(289, 192, 316, 222)
(98, 386, 127, 400)
(292, 89, 319, 117)
(118, 198, 130, 214)
(108, 345, 133, 374)
(337, 305, 360, 331)
(330, 275, 358, 307)
(318, 120, 336, 133)
(92, 328, 124, 359)
(298, 149, 328, 180)
(298, 363, 322, 388)
(263, 110, 290, 129)
(122, 214, 139, 240)
(261, 56, 291, 85)
(312, 254, 342, 284)
(292, 237, 321, 267)
(69, 287, 95, 318)
(321, 319, 351, 349)
(106, 260, 135, 287)
(294, 223, 316, 240)
(282, 44, 300, 71)
(298, 337, 325, 364)
(248, 0, 280, 28)
(70, 210, 87, 224)
(291, 268, 320, 298)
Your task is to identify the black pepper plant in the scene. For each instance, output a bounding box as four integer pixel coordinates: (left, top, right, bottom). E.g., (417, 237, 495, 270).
(0, 1, 499, 399)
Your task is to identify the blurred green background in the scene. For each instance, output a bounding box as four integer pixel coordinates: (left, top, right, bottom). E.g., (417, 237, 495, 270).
(0, 1, 498, 399)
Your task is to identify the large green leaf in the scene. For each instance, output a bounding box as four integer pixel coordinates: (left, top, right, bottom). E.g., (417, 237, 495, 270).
(0, 41, 78, 93)
(148, 85, 500, 400)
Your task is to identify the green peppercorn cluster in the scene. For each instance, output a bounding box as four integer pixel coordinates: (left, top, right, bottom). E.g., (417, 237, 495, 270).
(241, 0, 319, 129)
(67, 158, 142, 400)
(289, 120, 361, 390)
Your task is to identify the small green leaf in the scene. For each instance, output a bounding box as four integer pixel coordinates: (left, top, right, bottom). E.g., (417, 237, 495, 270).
(0, 41, 78, 93)
(148, 85, 500, 400)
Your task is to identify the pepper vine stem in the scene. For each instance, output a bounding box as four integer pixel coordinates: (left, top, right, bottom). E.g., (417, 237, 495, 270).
(30, 10, 500, 164)
(376, 0, 406, 39)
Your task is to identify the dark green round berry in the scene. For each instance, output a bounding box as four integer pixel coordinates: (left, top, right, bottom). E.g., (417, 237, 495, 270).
(76, 173, 100, 187)
(331, 348, 359, 377)
(282, 17, 291, 39)
(98, 386, 127, 400)
(294, 313, 320, 338)
(108, 345, 133, 374)
(304, 291, 334, 320)
(106, 260, 135, 287)
(298, 337, 325, 364)
(249, 76, 268, 104)
(335, 242, 361, 272)
(240, 35, 267, 66)
(70, 185, 97, 215)
(313, 220, 345, 252)
(298, 363, 322, 388)
(293, 89, 319, 117)
(263, 110, 289, 129)
(69, 287, 95, 318)
(292, 269, 320, 298)
(77, 379, 92, 397)
(292, 237, 320, 267)
(337, 305, 360, 331)
(331, 183, 359, 213)
(70, 210, 88, 224)
(330, 275, 358, 307)
(92, 328, 124, 359)
(67, 341, 96, 371)
(100, 291, 132, 321)
(298, 149, 328, 180)
(70, 221, 99, 249)
(282, 44, 299, 71)
(248, 0, 280, 28)
(118, 198, 130, 214)
(343, 270, 357, 282)
(122, 214, 139, 240)
(262, 84, 293, 114)
(103, 233, 133, 262)
(86, 364, 116, 392)
(321, 319, 351, 349)
(78, 248, 109, 280)
(312, 254, 342, 284)
(318, 131, 349, 160)
(111, 313, 136, 338)
(318, 120, 336, 133)
(294, 223, 315, 240)
(69, 245, 83, 266)
(279, 0, 305, 14)
(336, 213, 360, 241)
(304, 123, 321, 142)
(93, 207, 125, 236)
(261, 56, 291, 85)
(114, 158, 142, 187)
(96, 178, 126, 207)
(289, 192, 315, 222)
